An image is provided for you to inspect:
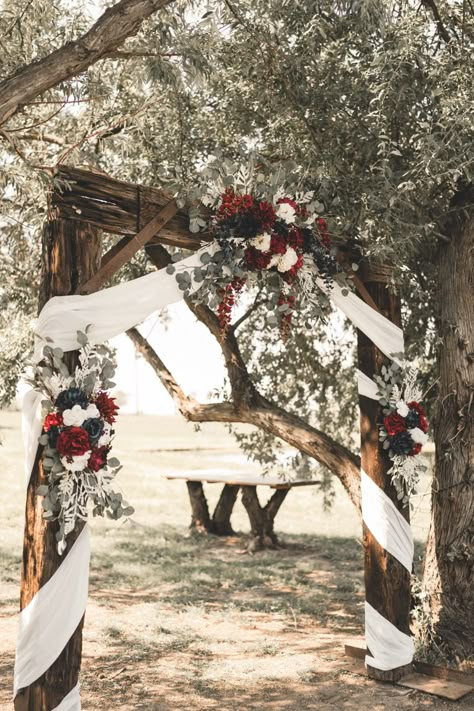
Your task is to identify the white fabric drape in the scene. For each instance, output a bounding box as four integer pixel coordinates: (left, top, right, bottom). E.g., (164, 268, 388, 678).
(360, 470, 413, 573)
(14, 526, 90, 697)
(16, 240, 414, 707)
(365, 601, 414, 671)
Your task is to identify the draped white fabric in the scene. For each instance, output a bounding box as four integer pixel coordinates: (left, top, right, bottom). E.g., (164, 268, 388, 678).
(16, 240, 414, 706)
(51, 683, 81, 711)
(356, 369, 380, 401)
(360, 470, 413, 573)
(365, 601, 414, 671)
(316, 278, 404, 360)
(14, 526, 90, 695)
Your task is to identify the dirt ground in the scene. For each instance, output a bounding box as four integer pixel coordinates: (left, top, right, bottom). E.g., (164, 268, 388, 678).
(0, 411, 472, 710)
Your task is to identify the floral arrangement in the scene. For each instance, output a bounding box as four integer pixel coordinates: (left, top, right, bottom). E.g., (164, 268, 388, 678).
(171, 159, 339, 338)
(376, 361, 429, 505)
(32, 331, 134, 554)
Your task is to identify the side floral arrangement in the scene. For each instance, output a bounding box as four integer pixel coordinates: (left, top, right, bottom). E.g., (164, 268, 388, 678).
(30, 331, 134, 554)
(375, 361, 429, 505)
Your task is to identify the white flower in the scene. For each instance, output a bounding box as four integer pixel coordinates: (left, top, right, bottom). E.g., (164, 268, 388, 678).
(61, 451, 91, 472)
(250, 232, 271, 252)
(267, 254, 280, 269)
(276, 202, 296, 224)
(277, 247, 299, 272)
(86, 403, 100, 419)
(396, 400, 409, 417)
(63, 404, 88, 427)
(409, 427, 428, 445)
(98, 425, 112, 447)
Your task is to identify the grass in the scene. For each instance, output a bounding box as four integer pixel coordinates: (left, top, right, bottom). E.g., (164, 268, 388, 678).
(0, 409, 453, 711)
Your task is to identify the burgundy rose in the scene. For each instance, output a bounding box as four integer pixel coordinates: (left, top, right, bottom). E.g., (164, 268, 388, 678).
(94, 391, 119, 424)
(270, 233, 287, 255)
(410, 443, 422, 457)
(88, 446, 109, 472)
(244, 247, 271, 270)
(56, 427, 90, 457)
(383, 413, 406, 436)
(253, 200, 276, 231)
(407, 401, 428, 433)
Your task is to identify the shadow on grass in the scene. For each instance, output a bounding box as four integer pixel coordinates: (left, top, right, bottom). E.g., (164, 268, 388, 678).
(90, 525, 365, 629)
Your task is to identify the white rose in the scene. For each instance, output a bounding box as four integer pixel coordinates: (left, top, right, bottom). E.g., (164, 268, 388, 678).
(266, 254, 280, 269)
(396, 401, 409, 417)
(86, 403, 100, 419)
(276, 202, 296, 224)
(250, 232, 271, 252)
(409, 427, 428, 445)
(98, 425, 112, 447)
(62, 404, 88, 427)
(277, 247, 299, 273)
(61, 451, 91, 472)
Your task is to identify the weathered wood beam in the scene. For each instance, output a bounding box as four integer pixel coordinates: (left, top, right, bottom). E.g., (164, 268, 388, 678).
(77, 200, 178, 294)
(52, 166, 204, 250)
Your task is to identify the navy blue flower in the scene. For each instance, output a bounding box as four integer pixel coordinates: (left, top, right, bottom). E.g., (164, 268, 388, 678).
(82, 417, 104, 443)
(390, 431, 415, 456)
(405, 409, 420, 429)
(55, 388, 89, 411)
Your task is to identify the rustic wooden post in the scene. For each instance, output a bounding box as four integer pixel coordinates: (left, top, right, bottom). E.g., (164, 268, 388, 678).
(15, 216, 102, 711)
(357, 262, 412, 682)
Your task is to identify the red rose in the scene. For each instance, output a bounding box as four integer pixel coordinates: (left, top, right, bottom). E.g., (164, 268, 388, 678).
(244, 247, 271, 270)
(407, 401, 428, 433)
(410, 443, 422, 456)
(43, 412, 63, 432)
(383, 413, 407, 436)
(270, 233, 287, 255)
(94, 391, 119, 424)
(242, 193, 253, 208)
(88, 446, 109, 472)
(56, 427, 90, 457)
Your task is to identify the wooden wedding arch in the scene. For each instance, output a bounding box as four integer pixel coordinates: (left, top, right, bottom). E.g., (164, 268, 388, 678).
(15, 165, 414, 709)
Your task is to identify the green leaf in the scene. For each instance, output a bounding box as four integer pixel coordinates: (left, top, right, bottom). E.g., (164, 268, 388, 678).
(107, 457, 120, 468)
(77, 331, 88, 347)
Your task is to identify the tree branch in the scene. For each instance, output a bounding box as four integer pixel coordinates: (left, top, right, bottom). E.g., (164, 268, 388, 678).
(0, 0, 175, 126)
(421, 0, 453, 44)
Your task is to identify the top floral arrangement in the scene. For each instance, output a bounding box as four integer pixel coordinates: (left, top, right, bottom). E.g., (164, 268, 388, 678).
(170, 160, 339, 337)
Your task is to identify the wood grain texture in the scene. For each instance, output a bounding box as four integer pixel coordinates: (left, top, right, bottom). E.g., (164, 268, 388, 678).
(423, 204, 474, 656)
(357, 270, 412, 682)
(52, 166, 204, 249)
(15, 218, 102, 711)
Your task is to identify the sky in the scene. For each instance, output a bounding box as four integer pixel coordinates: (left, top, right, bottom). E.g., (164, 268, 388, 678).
(110, 301, 228, 414)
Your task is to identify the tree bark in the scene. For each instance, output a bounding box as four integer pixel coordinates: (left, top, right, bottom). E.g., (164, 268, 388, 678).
(186, 481, 212, 533)
(0, 0, 174, 126)
(241, 486, 289, 551)
(357, 263, 412, 682)
(423, 203, 474, 658)
(212, 484, 239, 535)
(15, 218, 102, 711)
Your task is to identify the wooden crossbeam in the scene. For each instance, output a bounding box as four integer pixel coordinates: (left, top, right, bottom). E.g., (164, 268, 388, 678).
(77, 200, 179, 295)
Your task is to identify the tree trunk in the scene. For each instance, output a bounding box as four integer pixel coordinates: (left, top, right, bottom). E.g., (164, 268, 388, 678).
(423, 206, 474, 658)
(15, 218, 101, 711)
(212, 484, 239, 535)
(186, 481, 212, 532)
(241, 486, 289, 552)
(357, 263, 412, 682)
